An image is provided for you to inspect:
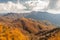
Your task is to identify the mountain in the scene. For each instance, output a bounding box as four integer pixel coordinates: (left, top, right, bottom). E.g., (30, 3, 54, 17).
(25, 11, 60, 26)
(2, 13, 30, 20)
(25, 11, 59, 25)
(0, 17, 60, 40)
(2, 11, 60, 26)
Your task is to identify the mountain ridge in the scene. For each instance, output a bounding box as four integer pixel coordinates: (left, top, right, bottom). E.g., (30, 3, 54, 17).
(1, 11, 60, 26)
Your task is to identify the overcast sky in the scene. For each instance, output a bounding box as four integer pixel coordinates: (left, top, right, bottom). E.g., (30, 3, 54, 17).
(0, 0, 60, 14)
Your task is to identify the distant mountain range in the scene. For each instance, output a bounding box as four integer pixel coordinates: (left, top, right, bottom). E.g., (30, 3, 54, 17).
(1, 11, 60, 26)
(25, 11, 60, 26)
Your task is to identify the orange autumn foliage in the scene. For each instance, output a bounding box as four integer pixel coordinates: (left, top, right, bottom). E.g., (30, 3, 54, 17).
(0, 24, 29, 40)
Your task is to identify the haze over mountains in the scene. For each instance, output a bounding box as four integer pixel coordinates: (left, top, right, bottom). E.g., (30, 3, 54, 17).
(0, 11, 60, 26)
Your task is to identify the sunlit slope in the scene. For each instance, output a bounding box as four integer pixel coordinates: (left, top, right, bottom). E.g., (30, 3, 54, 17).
(48, 30, 60, 40)
(0, 17, 60, 40)
(0, 23, 28, 40)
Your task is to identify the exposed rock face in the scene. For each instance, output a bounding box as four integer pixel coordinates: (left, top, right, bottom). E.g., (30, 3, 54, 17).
(0, 17, 60, 40)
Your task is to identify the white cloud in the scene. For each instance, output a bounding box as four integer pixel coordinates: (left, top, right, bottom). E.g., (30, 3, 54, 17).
(24, 0, 60, 14)
(56, 0, 60, 9)
(47, 0, 60, 14)
(0, 0, 60, 14)
(47, 9, 60, 14)
(25, 0, 49, 11)
(0, 1, 27, 13)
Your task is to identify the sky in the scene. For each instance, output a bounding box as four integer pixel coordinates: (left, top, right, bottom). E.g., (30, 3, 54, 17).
(0, 0, 60, 14)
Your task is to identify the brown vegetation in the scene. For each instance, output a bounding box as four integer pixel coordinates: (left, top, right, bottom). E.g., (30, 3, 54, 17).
(0, 17, 60, 40)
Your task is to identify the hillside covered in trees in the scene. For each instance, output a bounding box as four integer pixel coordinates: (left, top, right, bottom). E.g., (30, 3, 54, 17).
(0, 17, 60, 40)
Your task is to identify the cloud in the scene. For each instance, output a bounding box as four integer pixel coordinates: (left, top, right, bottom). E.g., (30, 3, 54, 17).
(47, 0, 60, 14)
(0, 1, 27, 13)
(24, 0, 60, 14)
(48, 0, 57, 9)
(0, 0, 60, 14)
(48, 0, 60, 9)
(47, 9, 60, 14)
(56, 0, 60, 9)
(25, 0, 49, 11)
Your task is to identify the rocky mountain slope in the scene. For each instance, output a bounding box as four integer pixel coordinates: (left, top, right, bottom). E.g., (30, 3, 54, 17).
(0, 17, 60, 40)
(2, 11, 60, 25)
